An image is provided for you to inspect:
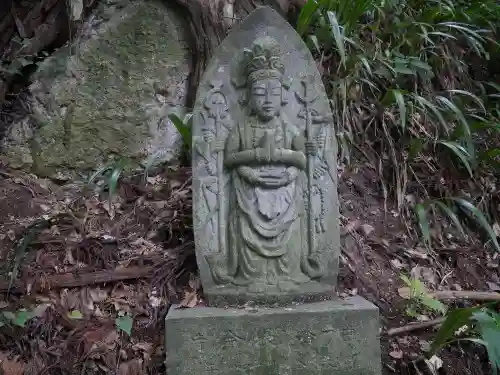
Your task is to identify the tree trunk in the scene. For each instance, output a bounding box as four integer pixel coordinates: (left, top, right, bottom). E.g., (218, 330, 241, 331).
(168, 0, 304, 105)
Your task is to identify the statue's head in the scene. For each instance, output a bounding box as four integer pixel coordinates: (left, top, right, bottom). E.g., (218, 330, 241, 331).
(243, 37, 286, 121)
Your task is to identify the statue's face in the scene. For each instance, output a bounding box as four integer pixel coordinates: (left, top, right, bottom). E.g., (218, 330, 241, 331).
(249, 78, 282, 121)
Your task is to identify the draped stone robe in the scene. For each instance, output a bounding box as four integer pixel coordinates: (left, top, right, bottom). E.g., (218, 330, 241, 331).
(224, 115, 310, 291)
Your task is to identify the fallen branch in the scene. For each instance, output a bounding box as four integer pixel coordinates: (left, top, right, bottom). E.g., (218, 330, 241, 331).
(387, 318, 445, 336)
(0, 266, 153, 294)
(430, 291, 500, 301)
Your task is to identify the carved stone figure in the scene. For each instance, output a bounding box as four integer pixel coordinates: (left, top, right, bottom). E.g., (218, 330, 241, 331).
(192, 7, 340, 306)
(167, 8, 381, 375)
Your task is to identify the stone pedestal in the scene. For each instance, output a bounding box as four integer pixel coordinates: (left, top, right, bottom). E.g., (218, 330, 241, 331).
(165, 296, 381, 375)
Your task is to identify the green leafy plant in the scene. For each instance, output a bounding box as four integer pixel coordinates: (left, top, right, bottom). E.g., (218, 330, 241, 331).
(87, 158, 128, 211)
(169, 113, 193, 150)
(415, 198, 500, 252)
(115, 313, 133, 336)
(400, 274, 447, 317)
(297, 0, 500, 250)
(6, 219, 51, 295)
(0, 309, 37, 328)
(429, 304, 500, 374)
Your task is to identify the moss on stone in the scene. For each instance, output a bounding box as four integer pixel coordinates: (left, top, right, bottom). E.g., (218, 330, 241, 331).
(4, 0, 189, 177)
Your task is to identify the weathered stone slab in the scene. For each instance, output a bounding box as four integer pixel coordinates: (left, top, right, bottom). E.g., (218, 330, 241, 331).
(192, 6, 340, 306)
(1, 0, 190, 179)
(165, 296, 381, 375)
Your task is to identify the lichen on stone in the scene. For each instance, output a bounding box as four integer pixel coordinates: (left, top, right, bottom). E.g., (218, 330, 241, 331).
(1, 0, 190, 178)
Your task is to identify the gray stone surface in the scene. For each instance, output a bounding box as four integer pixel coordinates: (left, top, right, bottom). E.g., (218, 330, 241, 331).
(165, 296, 381, 375)
(1, 0, 190, 179)
(192, 6, 340, 306)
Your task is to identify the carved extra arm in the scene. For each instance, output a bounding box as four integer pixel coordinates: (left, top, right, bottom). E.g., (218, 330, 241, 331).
(224, 148, 306, 170)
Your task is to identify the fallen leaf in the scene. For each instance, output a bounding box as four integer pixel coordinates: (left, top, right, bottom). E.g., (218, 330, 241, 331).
(389, 349, 403, 359)
(411, 266, 438, 286)
(179, 290, 198, 308)
(25, 355, 44, 375)
(0, 353, 25, 375)
(132, 342, 154, 361)
(59, 289, 79, 311)
(390, 259, 405, 269)
(80, 288, 95, 315)
(493, 222, 500, 237)
(68, 310, 83, 320)
(427, 355, 443, 371)
(417, 315, 430, 321)
(486, 281, 500, 291)
(360, 224, 375, 236)
(188, 277, 201, 291)
(90, 288, 109, 303)
(398, 287, 411, 299)
(404, 248, 428, 260)
(419, 340, 430, 351)
(344, 219, 360, 233)
(118, 359, 143, 375)
(63, 248, 76, 265)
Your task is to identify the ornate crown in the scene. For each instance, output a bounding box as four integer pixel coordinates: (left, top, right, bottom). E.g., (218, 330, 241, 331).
(243, 36, 285, 83)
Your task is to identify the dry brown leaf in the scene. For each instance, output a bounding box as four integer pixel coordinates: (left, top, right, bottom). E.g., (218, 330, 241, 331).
(404, 248, 428, 260)
(0, 353, 25, 375)
(360, 223, 375, 236)
(63, 247, 76, 265)
(398, 287, 411, 299)
(90, 287, 109, 303)
(132, 342, 154, 361)
(24, 356, 44, 375)
(390, 259, 405, 269)
(179, 290, 198, 308)
(188, 276, 201, 291)
(344, 219, 361, 233)
(389, 349, 403, 359)
(486, 281, 500, 291)
(118, 359, 144, 375)
(411, 266, 438, 286)
(59, 288, 79, 311)
(80, 288, 95, 315)
(82, 328, 119, 354)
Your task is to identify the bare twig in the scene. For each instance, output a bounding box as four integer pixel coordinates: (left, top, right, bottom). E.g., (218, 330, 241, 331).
(387, 318, 445, 336)
(430, 291, 500, 301)
(0, 266, 153, 294)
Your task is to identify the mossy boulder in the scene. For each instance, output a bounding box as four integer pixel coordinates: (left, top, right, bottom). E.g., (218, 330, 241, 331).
(1, 0, 190, 179)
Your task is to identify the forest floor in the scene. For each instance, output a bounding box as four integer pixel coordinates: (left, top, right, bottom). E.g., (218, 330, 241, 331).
(0, 159, 497, 375)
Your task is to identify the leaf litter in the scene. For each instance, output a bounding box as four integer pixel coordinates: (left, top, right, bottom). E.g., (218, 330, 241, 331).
(0, 166, 194, 375)
(0, 159, 497, 375)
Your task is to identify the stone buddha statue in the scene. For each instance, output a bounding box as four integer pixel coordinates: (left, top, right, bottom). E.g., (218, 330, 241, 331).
(206, 36, 322, 293)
